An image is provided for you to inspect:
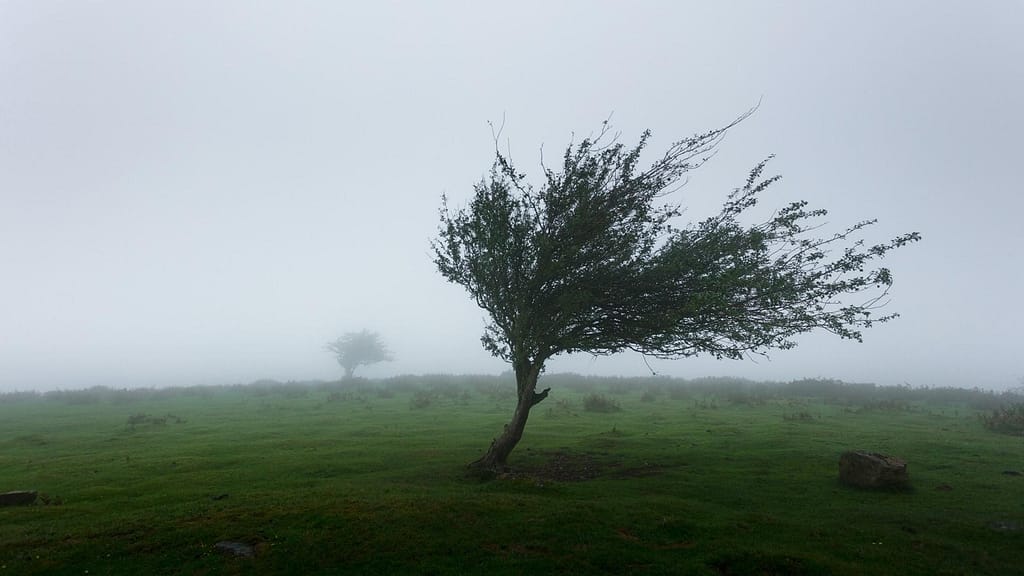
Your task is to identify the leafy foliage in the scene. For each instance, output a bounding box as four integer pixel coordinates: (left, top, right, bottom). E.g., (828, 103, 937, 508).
(325, 330, 393, 379)
(434, 115, 920, 368)
(433, 112, 920, 468)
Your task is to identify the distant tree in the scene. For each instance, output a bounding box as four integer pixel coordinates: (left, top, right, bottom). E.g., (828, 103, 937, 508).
(433, 112, 920, 473)
(326, 330, 393, 379)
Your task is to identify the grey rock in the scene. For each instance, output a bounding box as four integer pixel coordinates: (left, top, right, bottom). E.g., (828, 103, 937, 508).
(988, 520, 1021, 532)
(0, 491, 37, 506)
(214, 541, 255, 558)
(839, 451, 909, 489)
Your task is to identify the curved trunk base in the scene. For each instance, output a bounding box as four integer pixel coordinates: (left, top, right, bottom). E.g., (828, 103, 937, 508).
(466, 363, 550, 478)
(466, 454, 510, 480)
(466, 433, 518, 477)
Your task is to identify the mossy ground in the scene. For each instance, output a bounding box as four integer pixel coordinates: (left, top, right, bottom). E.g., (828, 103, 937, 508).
(1, 378, 1021, 575)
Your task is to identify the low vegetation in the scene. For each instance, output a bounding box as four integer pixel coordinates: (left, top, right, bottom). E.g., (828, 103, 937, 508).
(582, 393, 622, 413)
(1, 375, 1022, 575)
(980, 402, 1024, 435)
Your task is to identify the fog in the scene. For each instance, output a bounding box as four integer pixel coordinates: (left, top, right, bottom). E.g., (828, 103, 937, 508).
(2, 2, 1021, 392)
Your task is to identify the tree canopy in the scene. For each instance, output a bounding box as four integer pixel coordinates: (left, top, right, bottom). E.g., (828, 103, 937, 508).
(433, 114, 920, 472)
(325, 330, 393, 379)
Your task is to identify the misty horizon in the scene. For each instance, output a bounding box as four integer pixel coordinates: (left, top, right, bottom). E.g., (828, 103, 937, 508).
(2, 2, 1022, 392)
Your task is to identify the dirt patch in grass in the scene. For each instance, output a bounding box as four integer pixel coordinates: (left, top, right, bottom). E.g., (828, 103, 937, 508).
(610, 462, 670, 479)
(504, 450, 669, 482)
(503, 450, 607, 482)
(709, 551, 833, 575)
(481, 542, 555, 558)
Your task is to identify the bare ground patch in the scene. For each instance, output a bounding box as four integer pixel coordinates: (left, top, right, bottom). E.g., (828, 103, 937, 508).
(501, 450, 670, 482)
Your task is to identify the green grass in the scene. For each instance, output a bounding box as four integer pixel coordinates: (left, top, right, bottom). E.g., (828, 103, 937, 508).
(1, 379, 1022, 575)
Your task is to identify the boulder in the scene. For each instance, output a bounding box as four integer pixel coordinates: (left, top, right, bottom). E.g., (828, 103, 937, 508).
(0, 491, 37, 506)
(839, 451, 909, 489)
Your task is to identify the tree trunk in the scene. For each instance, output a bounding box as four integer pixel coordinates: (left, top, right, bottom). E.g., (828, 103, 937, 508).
(343, 365, 355, 380)
(469, 361, 550, 475)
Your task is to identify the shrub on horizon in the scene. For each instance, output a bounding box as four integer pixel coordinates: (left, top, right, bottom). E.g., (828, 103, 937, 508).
(583, 393, 621, 413)
(980, 403, 1024, 435)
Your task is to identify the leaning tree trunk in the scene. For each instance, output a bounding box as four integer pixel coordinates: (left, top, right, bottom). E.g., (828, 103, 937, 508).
(469, 361, 550, 474)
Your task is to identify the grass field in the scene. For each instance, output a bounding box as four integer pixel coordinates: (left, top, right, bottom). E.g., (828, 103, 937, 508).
(1, 376, 1022, 575)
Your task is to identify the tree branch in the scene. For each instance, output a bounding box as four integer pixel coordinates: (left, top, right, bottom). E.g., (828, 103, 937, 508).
(530, 387, 551, 406)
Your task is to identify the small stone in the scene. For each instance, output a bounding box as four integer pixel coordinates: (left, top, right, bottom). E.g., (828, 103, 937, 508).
(1001, 470, 1022, 477)
(214, 541, 255, 558)
(211, 493, 229, 501)
(0, 491, 37, 506)
(935, 484, 953, 491)
(988, 520, 1022, 532)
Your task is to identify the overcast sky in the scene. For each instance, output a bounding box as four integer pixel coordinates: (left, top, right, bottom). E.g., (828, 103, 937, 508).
(2, 1, 1021, 391)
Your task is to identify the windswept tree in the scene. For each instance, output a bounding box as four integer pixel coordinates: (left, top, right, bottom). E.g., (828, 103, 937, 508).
(433, 113, 920, 473)
(326, 330, 393, 379)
